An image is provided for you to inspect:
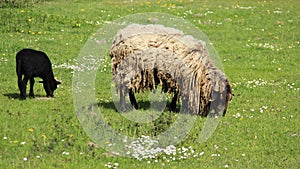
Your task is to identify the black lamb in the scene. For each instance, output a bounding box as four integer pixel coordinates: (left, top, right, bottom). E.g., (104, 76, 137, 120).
(16, 48, 61, 99)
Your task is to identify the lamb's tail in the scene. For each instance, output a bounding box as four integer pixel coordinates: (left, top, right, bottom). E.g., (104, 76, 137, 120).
(16, 54, 22, 82)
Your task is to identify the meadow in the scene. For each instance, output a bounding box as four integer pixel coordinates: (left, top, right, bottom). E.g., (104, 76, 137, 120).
(0, 0, 299, 168)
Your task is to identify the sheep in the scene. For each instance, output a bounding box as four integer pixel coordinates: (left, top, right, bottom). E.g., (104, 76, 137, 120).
(16, 48, 61, 99)
(110, 24, 232, 116)
(113, 48, 182, 112)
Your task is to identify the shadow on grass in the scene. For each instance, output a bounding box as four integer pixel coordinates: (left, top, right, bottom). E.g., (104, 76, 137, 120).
(3, 93, 46, 100)
(97, 100, 151, 110)
(96, 100, 178, 112)
(3, 93, 20, 99)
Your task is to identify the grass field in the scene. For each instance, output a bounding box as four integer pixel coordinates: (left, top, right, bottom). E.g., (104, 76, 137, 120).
(0, 0, 299, 168)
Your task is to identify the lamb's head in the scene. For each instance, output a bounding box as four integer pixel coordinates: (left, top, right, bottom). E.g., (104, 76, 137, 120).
(49, 79, 61, 92)
(39, 79, 61, 96)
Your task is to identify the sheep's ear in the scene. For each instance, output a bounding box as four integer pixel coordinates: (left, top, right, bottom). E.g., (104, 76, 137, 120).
(39, 81, 44, 83)
(56, 80, 61, 85)
(209, 90, 218, 101)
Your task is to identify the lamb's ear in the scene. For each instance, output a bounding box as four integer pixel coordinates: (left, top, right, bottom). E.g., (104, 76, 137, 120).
(56, 80, 61, 85)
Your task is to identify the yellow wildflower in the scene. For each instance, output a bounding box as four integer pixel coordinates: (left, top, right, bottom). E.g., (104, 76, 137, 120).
(41, 133, 46, 139)
(29, 128, 34, 132)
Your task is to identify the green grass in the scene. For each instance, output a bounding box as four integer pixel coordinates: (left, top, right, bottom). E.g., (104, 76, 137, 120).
(0, 0, 299, 168)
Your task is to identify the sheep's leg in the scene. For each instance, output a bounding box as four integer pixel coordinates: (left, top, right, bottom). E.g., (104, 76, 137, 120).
(29, 78, 35, 98)
(120, 85, 126, 112)
(169, 92, 178, 112)
(129, 89, 138, 109)
(181, 95, 189, 113)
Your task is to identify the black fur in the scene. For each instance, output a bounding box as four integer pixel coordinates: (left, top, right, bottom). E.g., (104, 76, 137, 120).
(16, 48, 61, 99)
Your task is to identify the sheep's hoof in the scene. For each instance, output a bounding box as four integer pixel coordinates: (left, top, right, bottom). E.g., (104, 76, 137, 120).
(168, 102, 177, 112)
(133, 104, 138, 110)
(119, 106, 138, 113)
(120, 105, 127, 112)
(168, 107, 176, 112)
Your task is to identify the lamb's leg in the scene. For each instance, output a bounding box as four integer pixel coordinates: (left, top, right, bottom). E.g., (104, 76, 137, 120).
(29, 78, 35, 98)
(129, 89, 138, 109)
(18, 79, 23, 99)
(43, 83, 53, 97)
(19, 76, 29, 100)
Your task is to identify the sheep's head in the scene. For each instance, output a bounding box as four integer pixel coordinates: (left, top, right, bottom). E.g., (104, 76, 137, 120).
(208, 77, 232, 117)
